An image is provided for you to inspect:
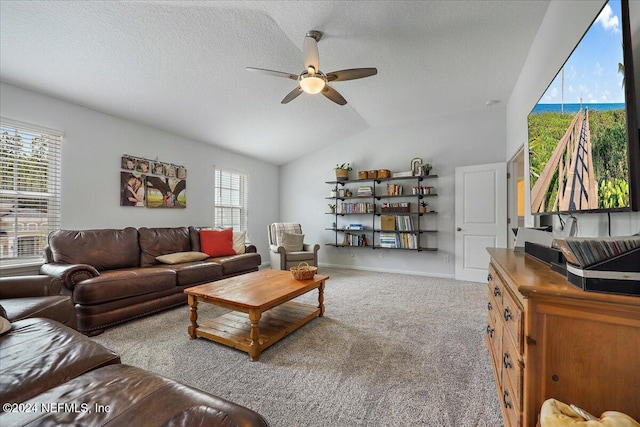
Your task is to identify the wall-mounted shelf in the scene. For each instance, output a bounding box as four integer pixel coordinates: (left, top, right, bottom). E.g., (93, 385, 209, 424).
(325, 175, 438, 251)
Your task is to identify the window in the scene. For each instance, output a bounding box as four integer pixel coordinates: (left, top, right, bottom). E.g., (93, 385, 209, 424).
(214, 169, 248, 233)
(0, 118, 62, 264)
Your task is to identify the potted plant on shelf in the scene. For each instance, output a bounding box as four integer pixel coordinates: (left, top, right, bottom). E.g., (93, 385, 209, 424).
(422, 163, 433, 176)
(420, 201, 429, 213)
(328, 204, 336, 213)
(335, 163, 352, 181)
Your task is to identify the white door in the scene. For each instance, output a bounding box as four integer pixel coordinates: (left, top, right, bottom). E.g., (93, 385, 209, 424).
(455, 162, 507, 282)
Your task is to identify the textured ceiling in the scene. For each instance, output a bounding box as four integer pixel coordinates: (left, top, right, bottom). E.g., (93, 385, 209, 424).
(0, 1, 550, 165)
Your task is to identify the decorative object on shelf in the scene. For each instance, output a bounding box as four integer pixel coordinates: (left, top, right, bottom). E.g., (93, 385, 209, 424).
(290, 262, 317, 281)
(420, 201, 429, 213)
(378, 169, 390, 178)
(335, 163, 352, 180)
(338, 189, 345, 197)
(411, 158, 423, 176)
(358, 171, 368, 179)
(422, 163, 433, 176)
(328, 204, 336, 213)
(329, 189, 337, 198)
(367, 170, 378, 179)
(345, 189, 353, 197)
(392, 170, 413, 178)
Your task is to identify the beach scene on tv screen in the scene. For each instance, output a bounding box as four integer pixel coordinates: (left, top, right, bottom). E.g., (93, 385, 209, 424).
(528, 0, 630, 214)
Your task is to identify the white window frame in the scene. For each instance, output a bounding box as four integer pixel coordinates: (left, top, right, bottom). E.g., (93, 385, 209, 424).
(0, 118, 62, 267)
(214, 168, 248, 235)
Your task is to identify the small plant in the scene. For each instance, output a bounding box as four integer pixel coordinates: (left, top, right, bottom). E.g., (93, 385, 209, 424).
(335, 163, 352, 171)
(422, 163, 433, 175)
(328, 203, 336, 212)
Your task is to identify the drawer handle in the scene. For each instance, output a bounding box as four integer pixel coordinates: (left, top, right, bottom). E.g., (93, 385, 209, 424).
(493, 286, 501, 297)
(503, 307, 512, 321)
(487, 273, 493, 282)
(503, 352, 512, 369)
(487, 302, 493, 311)
(486, 325, 494, 338)
(503, 389, 512, 409)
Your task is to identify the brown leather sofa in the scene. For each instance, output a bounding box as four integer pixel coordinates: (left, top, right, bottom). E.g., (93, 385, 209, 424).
(0, 317, 269, 426)
(39, 226, 261, 335)
(0, 275, 76, 329)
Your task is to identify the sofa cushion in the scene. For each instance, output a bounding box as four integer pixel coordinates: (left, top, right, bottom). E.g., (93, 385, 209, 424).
(156, 251, 210, 264)
(48, 228, 140, 271)
(139, 227, 193, 268)
(200, 229, 235, 257)
(0, 364, 269, 427)
(73, 268, 176, 305)
(210, 253, 261, 277)
(171, 261, 222, 286)
(0, 318, 120, 407)
(0, 317, 9, 335)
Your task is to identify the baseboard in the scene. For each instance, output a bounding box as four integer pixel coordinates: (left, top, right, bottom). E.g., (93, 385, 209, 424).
(318, 262, 455, 279)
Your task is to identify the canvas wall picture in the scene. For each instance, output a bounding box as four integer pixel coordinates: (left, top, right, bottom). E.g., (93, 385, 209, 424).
(120, 171, 146, 207)
(145, 176, 186, 208)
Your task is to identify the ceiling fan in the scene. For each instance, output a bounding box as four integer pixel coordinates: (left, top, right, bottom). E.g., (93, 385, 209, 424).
(246, 30, 377, 106)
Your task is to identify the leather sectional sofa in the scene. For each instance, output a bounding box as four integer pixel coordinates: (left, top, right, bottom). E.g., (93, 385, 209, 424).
(39, 226, 261, 335)
(0, 317, 269, 426)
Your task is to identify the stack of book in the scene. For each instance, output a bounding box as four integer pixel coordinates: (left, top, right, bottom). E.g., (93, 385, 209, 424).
(554, 236, 640, 267)
(386, 184, 404, 196)
(357, 186, 373, 197)
(379, 232, 397, 248)
(343, 233, 367, 246)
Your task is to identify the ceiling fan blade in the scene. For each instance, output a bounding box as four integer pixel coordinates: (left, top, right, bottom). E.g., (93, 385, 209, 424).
(246, 67, 298, 80)
(303, 36, 320, 72)
(321, 85, 347, 106)
(281, 86, 303, 104)
(326, 68, 378, 82)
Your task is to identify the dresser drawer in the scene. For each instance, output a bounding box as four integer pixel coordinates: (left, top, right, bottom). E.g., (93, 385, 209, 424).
(501, 370, 522, 427)
(502, 332, 523, 408)
(488, 264, 503, 308)
(486, 309, 502, 374)
(501, 284, 523, 351)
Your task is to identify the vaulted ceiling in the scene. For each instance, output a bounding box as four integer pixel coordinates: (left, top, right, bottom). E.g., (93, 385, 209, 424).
(0, 1, 550, 165)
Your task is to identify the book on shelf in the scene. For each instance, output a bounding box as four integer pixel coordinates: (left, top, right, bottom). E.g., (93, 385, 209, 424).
(357, 186, 373, 197)
(553, 236, 640, 268)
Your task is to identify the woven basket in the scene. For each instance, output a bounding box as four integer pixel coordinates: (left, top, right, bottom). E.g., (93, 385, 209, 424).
(290, 262, 317, 280)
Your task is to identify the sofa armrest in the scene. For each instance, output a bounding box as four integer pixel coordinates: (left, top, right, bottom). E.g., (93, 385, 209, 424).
(245, 244, 257, 253)
(303, 243, 320, 254)
(0, 275, 63, 298)
(40, 263, 100, 291)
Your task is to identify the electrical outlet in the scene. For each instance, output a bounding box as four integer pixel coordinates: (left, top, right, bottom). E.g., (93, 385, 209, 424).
(444, 255, 450, 263)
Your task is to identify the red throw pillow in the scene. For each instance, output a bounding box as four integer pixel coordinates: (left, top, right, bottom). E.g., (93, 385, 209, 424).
(199, 229, 236, 257)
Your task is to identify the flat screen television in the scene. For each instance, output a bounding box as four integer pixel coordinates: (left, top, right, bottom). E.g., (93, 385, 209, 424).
(528, 0, 639, 215)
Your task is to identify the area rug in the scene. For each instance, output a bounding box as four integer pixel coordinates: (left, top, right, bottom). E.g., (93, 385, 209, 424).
(93, 267, 502, 427)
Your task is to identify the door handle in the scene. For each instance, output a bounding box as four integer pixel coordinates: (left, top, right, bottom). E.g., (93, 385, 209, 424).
(456, 227, 462, 231)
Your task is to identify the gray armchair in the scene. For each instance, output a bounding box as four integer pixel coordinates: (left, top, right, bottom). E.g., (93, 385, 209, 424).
(268, 223, 319, 270)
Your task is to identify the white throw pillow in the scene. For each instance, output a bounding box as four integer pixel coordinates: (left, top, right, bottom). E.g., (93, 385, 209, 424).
(282, 232, 304, 252)
(233, 231, 246, 254)
(156, 251, 210, 264)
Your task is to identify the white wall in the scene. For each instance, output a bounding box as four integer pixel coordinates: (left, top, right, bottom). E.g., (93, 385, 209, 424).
(280, 106, 506, 278)
(506, 0, 640, 236)
(0, 82, 280, 264)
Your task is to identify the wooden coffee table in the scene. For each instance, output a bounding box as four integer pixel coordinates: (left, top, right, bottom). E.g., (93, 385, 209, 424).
(184, 269, 329, 361)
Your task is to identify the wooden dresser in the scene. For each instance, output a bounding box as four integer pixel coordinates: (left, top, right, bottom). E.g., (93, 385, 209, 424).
(486, 248, 640, 427)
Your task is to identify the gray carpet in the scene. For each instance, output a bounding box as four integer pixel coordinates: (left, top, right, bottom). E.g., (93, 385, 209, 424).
(92, 268, 503, 427)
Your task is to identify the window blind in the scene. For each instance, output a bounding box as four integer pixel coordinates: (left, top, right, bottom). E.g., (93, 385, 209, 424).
(214, 168, 248, 234)
(0, 118, 62, 264)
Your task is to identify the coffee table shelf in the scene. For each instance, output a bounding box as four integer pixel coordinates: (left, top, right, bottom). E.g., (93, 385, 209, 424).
(197, 301, 320, 354)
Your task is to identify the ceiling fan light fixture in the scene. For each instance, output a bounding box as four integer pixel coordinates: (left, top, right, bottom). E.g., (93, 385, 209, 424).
(299, 74, 326, 94)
